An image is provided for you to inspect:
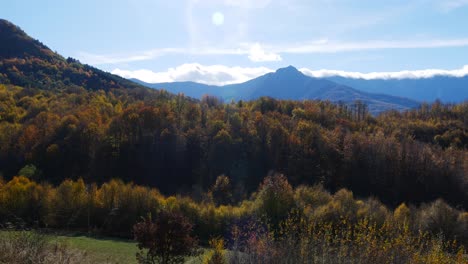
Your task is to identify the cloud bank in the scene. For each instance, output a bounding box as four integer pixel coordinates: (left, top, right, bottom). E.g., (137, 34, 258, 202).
(113, 64, 468, 86)
(300, 65, 468, 80)
(112, 64, 273, 85)
(281, 39, 468, 54)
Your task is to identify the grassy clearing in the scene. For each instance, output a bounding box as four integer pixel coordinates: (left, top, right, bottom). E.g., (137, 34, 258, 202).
(56, 234, 208, 263)
(0, 230, 207, 264)
(0, 231, 138, 264)
(55, 234, 139, 264)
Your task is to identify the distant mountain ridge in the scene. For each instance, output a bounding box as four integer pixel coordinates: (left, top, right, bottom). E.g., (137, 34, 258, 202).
(134, 66, 420, 114)
(0, 19, 144, 91)
(326, 75, 468, 103)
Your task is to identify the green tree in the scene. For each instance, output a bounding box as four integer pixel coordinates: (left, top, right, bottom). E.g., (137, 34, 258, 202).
(209, 175, 232, 206)
(255, 174, 295, 229)
(18, 164, 39, 179)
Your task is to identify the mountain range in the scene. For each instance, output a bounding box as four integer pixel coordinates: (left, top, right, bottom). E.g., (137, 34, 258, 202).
(136, 66, 468, 114)
(133, 66, 421, 114)
(1, 18, 466, 115)
(326, 75, 468, 103)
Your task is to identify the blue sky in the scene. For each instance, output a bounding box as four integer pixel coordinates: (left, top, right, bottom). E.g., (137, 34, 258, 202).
(2, 0, 468, 84)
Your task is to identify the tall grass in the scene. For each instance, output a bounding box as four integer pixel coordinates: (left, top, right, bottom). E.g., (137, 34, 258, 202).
(0, 231, 92, 264)
(227, 217, 467, 264)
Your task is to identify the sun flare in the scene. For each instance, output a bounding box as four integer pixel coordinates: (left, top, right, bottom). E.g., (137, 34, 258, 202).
(212, 11, 224, 26)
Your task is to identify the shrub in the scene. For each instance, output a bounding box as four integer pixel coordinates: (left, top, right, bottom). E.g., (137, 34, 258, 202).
(357, 197, 389, 226)
(294, 184, 332, 210)
(203, 238, 226, 264)
(133, 211, 198, 264)
(254, 174, 295, 229)
(419, 199, 459, 239)
(312, 189, 358, 224)
(394, 203, 411, 224)
(18, 164, 40, 179)
(209, 175, 233, 206)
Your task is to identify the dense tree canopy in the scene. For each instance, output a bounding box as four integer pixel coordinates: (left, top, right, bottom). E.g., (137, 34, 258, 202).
(0, 85, 468, 208)
(0, 84, 466, 209)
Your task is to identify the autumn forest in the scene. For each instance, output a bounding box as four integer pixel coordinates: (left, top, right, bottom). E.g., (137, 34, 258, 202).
(0, 18, 467, 264)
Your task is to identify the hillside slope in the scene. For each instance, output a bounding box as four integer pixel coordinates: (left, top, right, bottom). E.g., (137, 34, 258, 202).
(0, 19, 143, 91)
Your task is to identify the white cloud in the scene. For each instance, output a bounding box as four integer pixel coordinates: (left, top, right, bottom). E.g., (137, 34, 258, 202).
(112, 63, 273, 85)
(301, 65, 468, 80)
(436, 0, 468, 11)
(113, 64, 468, 85)
(78, 47, 244, 65)
(247, 43, 282, 62)
(78, 43, 281, 65)
(79, 38, 468, 65)
(77, 48, 186, 65)
(224, 0, 272, 9)
(280, 38, 468, 53)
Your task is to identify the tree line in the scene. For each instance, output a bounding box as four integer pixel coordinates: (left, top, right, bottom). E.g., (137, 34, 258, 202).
(0, 84, 466, 209)
(1, 175, 467, 263)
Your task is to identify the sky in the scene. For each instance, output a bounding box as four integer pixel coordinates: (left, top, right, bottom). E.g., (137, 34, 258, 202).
(2, 0, 468, 85)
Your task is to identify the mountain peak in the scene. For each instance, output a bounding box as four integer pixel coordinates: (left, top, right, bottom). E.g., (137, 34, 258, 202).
(0, 19, 28, 41)
(0, 19, 13, 27)
(274, 66, 305, 78)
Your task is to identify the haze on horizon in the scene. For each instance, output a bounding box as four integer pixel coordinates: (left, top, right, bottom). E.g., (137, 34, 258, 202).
(2, 0, 468, 85)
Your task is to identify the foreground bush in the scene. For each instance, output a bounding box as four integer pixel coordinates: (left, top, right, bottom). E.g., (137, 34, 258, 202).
(133, 211, 198, 264)
(1, 176, 467, 263)
(203, 238, 227, 264)
(0, 231, 90, 264)
(228, 216, 467, 264)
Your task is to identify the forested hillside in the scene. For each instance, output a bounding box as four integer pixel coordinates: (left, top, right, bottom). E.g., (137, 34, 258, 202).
(0, 19, 143, 91)
(0, 83, 466, 209)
